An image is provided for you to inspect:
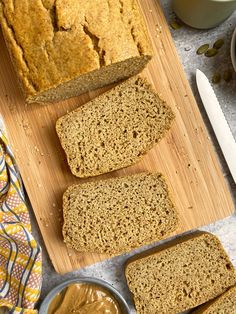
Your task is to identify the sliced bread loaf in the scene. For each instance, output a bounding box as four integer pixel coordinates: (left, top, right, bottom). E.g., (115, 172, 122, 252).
(62, 172, 179, 254)
(193, 285, 236, 314)
(0, 0, 152, 103)
(56, 76, 174, 178)
(125, 232, 236, 314)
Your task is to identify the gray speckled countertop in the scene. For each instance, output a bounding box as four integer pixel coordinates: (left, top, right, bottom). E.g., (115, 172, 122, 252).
(27, 1, 236, 313)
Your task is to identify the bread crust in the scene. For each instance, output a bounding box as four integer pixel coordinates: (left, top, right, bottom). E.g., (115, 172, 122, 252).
(0, 0, 152, 103)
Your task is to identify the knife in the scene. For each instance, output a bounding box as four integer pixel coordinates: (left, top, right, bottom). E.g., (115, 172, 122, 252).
(196, 69, 236, 184)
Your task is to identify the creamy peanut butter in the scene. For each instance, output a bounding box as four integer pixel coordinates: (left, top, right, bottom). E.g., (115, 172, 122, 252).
(48, 283, 122, 314)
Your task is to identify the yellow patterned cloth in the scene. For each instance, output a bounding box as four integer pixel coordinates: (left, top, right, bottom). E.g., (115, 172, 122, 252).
(0, 122, 42, 313)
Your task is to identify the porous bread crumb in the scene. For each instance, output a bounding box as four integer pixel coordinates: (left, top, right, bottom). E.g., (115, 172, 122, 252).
(56, 76, 174, 178)
(125, 232, 236, 314)
(193, 285, 236, 314)
(62, 172, 179, 254)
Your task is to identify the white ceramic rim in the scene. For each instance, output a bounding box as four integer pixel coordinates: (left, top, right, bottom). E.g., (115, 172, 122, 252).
(39, 277, 131, 314)
(231, 26, 236, 72)
(211, 0, 236, 2)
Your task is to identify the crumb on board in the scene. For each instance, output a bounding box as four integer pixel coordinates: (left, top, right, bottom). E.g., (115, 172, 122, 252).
(155, 24, 162, 34)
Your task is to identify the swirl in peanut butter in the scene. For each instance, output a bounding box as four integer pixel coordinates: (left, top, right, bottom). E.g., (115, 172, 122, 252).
(48, 283, 122, 314)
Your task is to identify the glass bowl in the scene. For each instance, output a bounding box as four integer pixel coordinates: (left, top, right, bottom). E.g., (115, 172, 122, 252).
(39, 277, 130, 314)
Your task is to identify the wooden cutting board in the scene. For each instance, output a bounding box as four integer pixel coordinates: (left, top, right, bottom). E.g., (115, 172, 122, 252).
(0, 0, 234, 274)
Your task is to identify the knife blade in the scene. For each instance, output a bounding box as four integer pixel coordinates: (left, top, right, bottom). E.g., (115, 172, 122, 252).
(196, 69, 236, 184)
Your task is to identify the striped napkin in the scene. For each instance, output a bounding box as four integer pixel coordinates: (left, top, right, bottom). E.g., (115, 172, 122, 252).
(0, 117, 42, 313)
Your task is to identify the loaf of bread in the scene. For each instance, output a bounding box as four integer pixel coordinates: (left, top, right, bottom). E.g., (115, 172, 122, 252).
(56, 76, 174, 178)
(0, 0, 152, 103)
(125, 232, 236, 314)
(62, 172, 179, 254)
(193, 285, 236, 314)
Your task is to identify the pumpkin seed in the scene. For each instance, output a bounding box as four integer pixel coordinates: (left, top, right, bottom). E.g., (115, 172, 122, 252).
(196, 44, 209, 55)
(223, 69, 232, 82)
(212, 73, 221, 84)
(205, 48, 218, 57)
(213, 38, 224, 50)
(170, 19, 182, 30)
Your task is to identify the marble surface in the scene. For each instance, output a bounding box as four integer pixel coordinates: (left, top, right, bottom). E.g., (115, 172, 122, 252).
(27, 1, 236, 313)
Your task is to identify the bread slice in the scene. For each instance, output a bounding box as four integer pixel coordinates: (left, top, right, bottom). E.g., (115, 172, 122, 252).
(56, 76, 174, 178)
(62, 172, 179, 254)
(125, 232, 236, 314)
(0, 0, 152, 103)
(193, 285, 236, 314)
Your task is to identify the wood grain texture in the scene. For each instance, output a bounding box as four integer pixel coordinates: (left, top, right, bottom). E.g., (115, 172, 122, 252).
(0, 0, 234, 274)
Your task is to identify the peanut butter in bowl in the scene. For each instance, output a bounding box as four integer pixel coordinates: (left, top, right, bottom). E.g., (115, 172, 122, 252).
(39, 277, 130, 314)
(48, 283, 121, 314)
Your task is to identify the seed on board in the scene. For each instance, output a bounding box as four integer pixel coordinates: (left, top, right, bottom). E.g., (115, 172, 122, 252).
(223, 69, 232, 82)
(205, 48, 218, 57)
(170, 19, 182, 30)
(196, 44, 209, 55)
(213, 38, 224, 50)
(212, 72, 221, 84)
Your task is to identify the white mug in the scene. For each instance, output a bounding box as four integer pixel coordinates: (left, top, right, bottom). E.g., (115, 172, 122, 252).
(172, 0, 236, 29)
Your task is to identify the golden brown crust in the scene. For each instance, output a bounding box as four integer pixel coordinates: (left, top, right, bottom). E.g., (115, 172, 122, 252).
(0, 0, 152, 102)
